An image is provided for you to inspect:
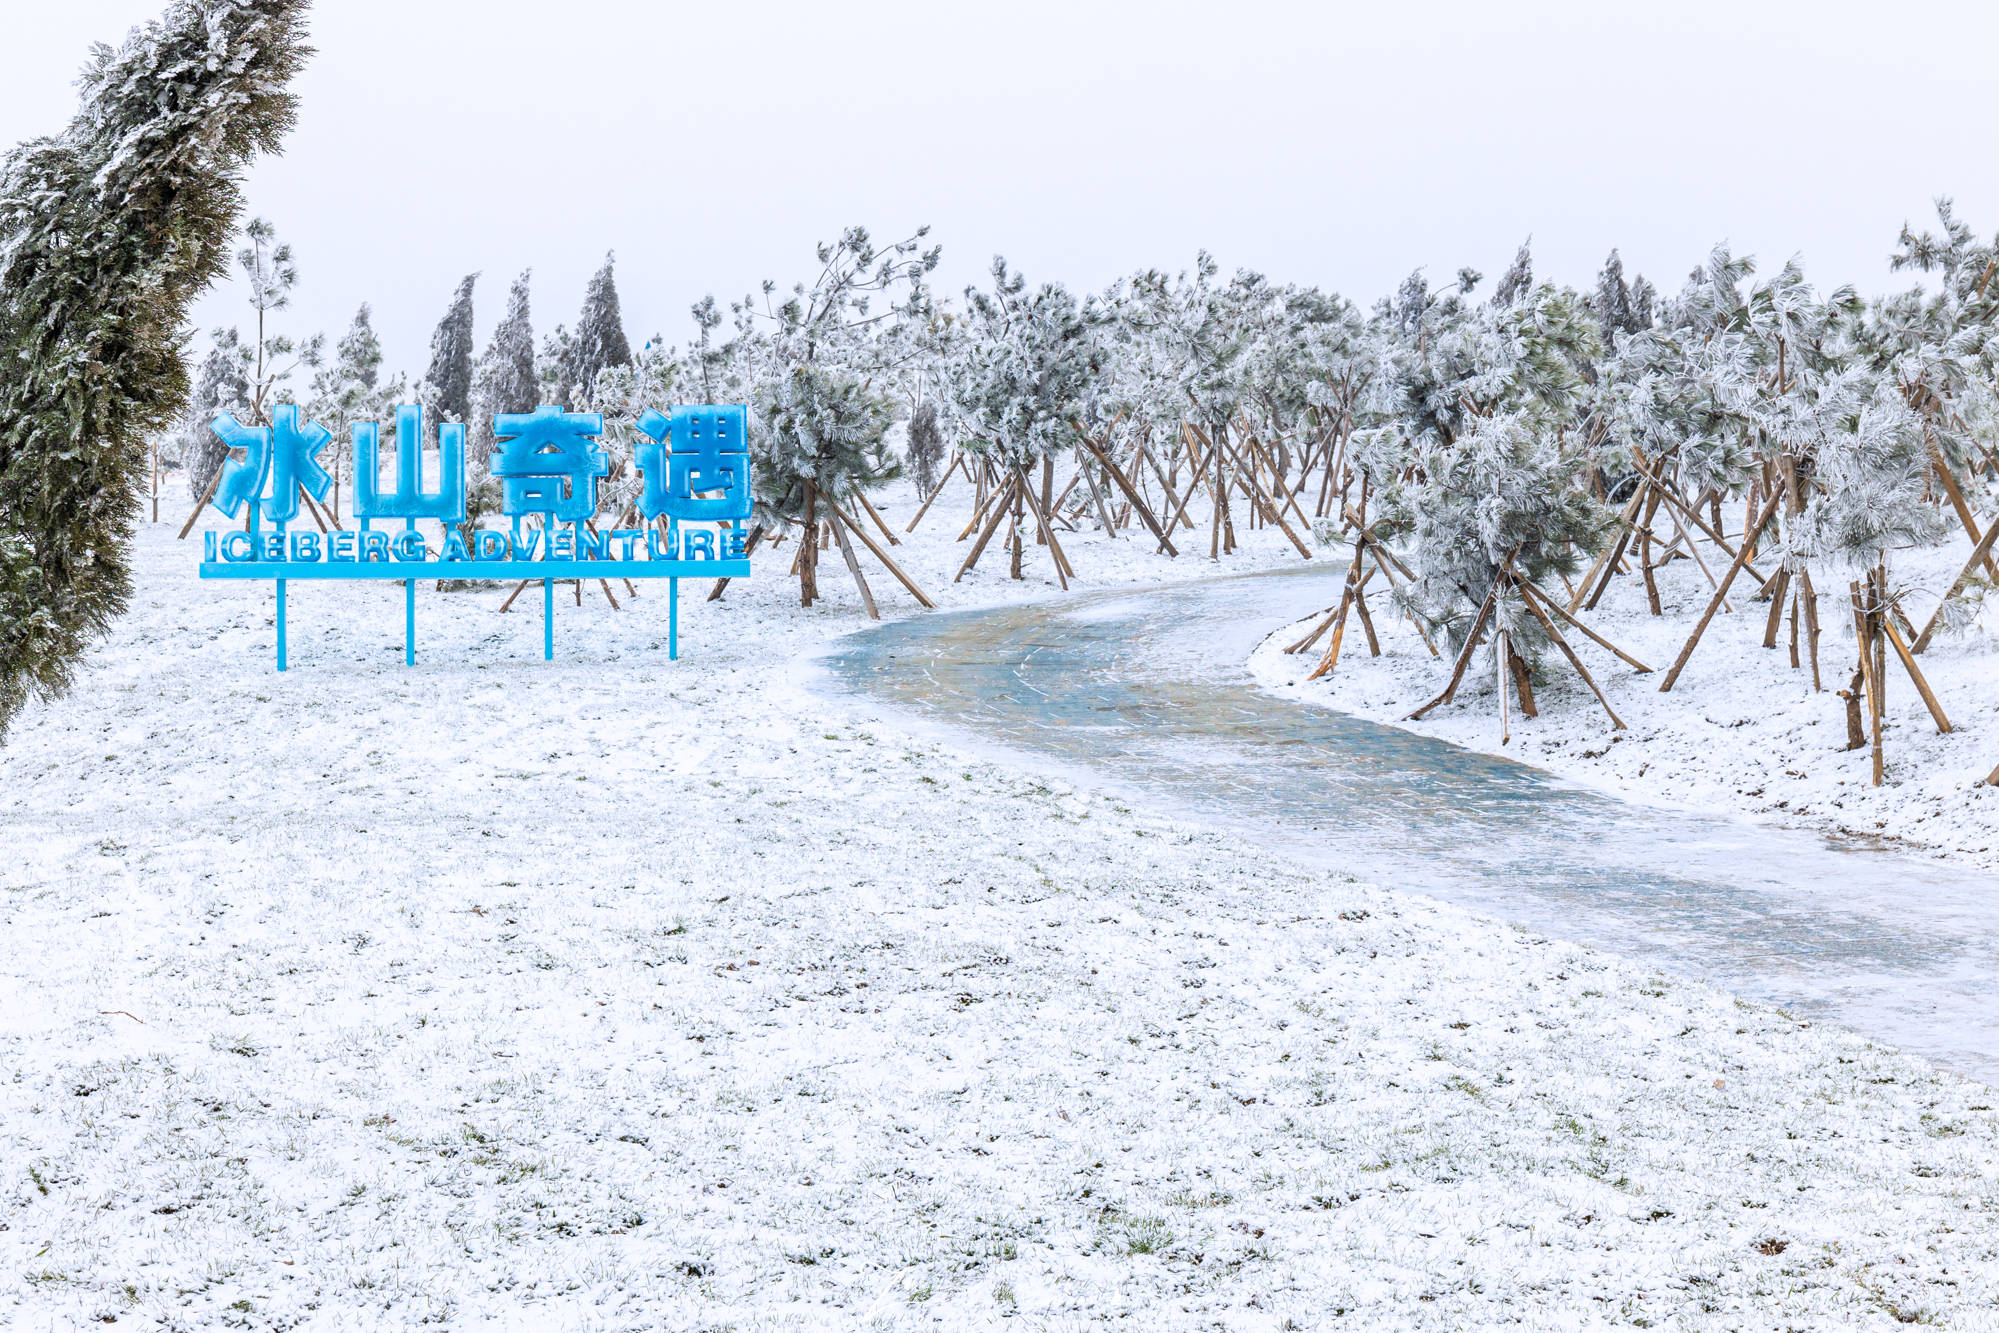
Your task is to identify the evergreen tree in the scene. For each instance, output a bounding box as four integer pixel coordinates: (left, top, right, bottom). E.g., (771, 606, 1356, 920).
(907, 399, 944, 495)
(946, 258, 1103, 472)
(421, 273, 478, 424)
(1593, 249, 1635, 345)
(739, 224, 938, 604)
(236, 216, 321, 420)
(538, 323, 576, 404)
(178, 328, 254, 494)
(310, 303, 384, 426)
(689, 294, 727, 402)
(465, 271, 536, 527)
(0, 0, 309, 741)
(568, 252, 632, 407)
(1490, 239, 1533, 308)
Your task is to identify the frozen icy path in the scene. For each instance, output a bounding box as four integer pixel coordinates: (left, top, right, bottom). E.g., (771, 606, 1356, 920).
(825, 566, 1999, 1082)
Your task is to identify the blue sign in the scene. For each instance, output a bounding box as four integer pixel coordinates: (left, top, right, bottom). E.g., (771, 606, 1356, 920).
(199, 403, 755, 670)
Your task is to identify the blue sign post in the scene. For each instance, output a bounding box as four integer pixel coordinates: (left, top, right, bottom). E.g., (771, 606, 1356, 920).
(198, 404, 754, 669)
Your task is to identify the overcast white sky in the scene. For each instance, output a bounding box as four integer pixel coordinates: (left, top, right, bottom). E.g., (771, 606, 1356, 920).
(6, 0, 1994, 377)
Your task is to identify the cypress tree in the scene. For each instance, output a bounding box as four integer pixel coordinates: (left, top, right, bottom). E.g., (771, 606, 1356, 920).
(422, 273, 478, 423)
(569, 252, 632, 406)
(0, 0, 310, 741)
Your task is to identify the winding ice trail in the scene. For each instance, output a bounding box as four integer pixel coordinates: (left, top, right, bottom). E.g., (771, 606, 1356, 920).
(825, 565, 1999, 1082)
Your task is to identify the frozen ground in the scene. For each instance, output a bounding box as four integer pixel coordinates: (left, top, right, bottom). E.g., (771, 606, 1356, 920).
(1251, 534, 1999, 872)
(4, 485, 1999, 1330)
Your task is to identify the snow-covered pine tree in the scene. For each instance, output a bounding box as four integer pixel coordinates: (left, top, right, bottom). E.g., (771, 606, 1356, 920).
(421, 273, 478, 425)
(1372, 284, 1645, 733)
(942, 258, 1104, 580)
(311, 304, 384, 428)
(1593, 249, 1635, 347)
(0, 0, 309, 741)
(907, 400, 944, 496)
(739, 224, 939, 609)
(305, 303, 385, 509)
(568, 253, 633, 409)
(537, 324, 577, 405)
(1490, 239, 1533, 308)
(236, 216, 322, 420)
(469, 270, 536, 527)
(689, 294, 728, 403)
(178, 328, 255, 496)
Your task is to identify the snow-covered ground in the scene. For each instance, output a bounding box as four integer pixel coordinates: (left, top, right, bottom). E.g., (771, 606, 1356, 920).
(1252, 533, 1999, 871)
(5, 486, 1999, 1330)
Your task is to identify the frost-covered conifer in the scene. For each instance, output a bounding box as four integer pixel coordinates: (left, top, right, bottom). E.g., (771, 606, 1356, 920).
(1490, 239, 1533, 309)
(1373, 285, 1609, 656)
(468, 270, 536, 525)
(178, 328, 255, 493)
(737, 224, 938, 602)
(945, 258, 1102, 471)
(421, 273, 478, 424)
(0, 0, 308, 740)
(1593, 249, 1635, 345)
(310, 304, 384, 427)
(907, 400, 944, 494)
(537, 324, 576, 405)
(569, 253, 633, 408)
(236, 217, 321, 420)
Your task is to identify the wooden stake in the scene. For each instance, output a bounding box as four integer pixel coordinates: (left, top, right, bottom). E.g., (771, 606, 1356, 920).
(855, 489, 901, 546)
(827, 501, 936, 608)
(905, 452, 964, 533)
(1912, 512, 1999, 652)
(956, 474, 1017, 582)
(1516, 577, 1627, 730)
(1407, 577, 1501, 720)
(1884, 616, 1952, 734)
(1658, 487, 1786, 691)
(829, 506, 879, 619)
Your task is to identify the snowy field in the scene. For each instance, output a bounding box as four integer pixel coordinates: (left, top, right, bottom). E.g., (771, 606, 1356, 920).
(1250, 531, 1999, 872)
(5, 487, 1999, 1330)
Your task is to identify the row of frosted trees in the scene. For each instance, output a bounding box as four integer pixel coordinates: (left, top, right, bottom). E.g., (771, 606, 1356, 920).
(153, 203, 1999, 785)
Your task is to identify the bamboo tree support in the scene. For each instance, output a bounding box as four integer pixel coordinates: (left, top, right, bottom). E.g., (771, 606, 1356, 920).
(826, 501, 936, 608)
(1912, 512, 1999, 652)
(1184, 420, 1312, 559)
(1015, 466, 1073, 588)
(1407, 578, 1502, 720)
(706, 523, 767, 601)
(956, 472, 1018, 582)
(855, 489, 901, 546)
(1568, 482, 1649, 613)
(1658, 487, 1787, 691)
(905, 452, 966, 532)
(828, 507, 878, 618)
(1624, 456, 1770, 593)
(956, 462, 1014, 541)
(1077, 446, 1119, 539)
(1931, 452, 1999, 581)
(1303, 558, 1374, 680)
(1514, 577, 1627, 730)
(1078, 435, 1176, 556)
(1583, 482, 1649, 612)
(1884, 617, 1952, 735)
